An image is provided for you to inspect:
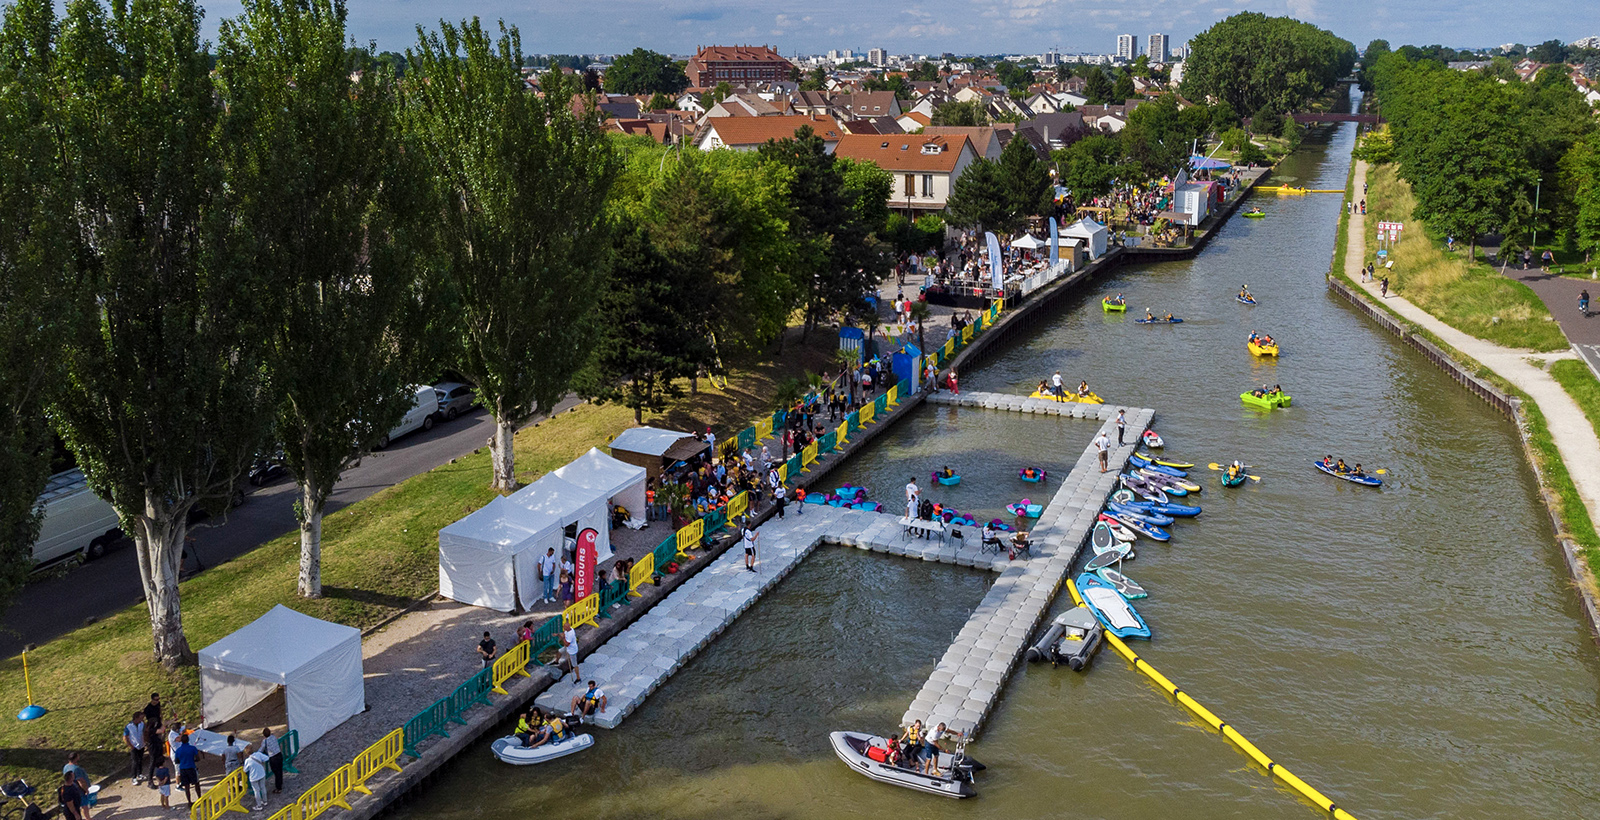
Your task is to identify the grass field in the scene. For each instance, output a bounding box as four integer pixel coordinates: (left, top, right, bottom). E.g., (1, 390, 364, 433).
(1363, 164, 1568, 352)
(0, 329, 839, 785)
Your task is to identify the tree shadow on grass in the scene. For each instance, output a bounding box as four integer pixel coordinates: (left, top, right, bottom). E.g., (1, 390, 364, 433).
(319, 586, 418, 611)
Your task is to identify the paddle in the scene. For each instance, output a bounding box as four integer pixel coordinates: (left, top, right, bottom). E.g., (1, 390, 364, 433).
(1205, 462, 1262, 481)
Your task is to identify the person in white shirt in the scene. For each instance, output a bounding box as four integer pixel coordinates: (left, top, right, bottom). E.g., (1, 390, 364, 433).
(123, 713, 148, 785)
(561, 626, 581, 680)
(1094, 431, 1111, 472)
(905, 478, 920, 519)
(1114, 409, 1127, 445)
(1051, 371, 1064, 397)
(742, 522, 759, 573)
(538, 547, 559, 604)
(243, 748, 268, 811)
(221, 735, 243, 775)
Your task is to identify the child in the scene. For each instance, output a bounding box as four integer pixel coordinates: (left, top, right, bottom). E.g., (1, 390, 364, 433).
(154, 760, 172, 810)
(559, 571, 573, 604)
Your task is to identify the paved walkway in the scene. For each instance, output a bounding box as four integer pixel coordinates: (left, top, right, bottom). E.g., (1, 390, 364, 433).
(1347, 160, 1600, 529)
(1500, 264, 1600, 376)
(540, 397, 1154, 738)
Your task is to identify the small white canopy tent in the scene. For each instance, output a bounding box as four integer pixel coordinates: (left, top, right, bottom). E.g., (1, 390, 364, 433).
(1062, 217, 1108, 259)
(438, 496, 541, 612)
(506, 473, 613, 575)
(1011, 233, 1046, 249)
(553, 447, 648, 529)
(199, 606, 364, 747)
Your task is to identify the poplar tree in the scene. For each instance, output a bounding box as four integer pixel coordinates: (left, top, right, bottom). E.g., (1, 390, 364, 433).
(53, 0, 275, 667)
(218, 0, 429, 597)
(404, 19, 616, 491)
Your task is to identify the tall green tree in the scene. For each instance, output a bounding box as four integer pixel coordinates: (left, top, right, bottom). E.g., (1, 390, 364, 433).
(1111, 70, 1135, 103)
(1182, 12, 1356, 115)
(909, 61, 939, 82)
(54, 0, 277, 667)
(1055, 134, 1125, 201)
(1084, 69, 1113, 104)
(945, 158, 1011, 234)
(405, 19, 616, 491)
(1562, 131, 1600, 256)
(218, 0, 430, 598)
(0, 0, 72, 602)
(930, 99, 988, 126)
(998, 134, 1052, 224)
(603, 47, 688, 95)
(799, 65, 826, 91)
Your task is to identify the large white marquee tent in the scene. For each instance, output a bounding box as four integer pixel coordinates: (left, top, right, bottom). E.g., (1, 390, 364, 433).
(553, 447, 648, 529)
(199, 606, 364, 747)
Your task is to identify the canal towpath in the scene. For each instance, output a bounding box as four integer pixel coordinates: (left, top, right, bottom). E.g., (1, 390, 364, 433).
(1345, 160, 1600, 545)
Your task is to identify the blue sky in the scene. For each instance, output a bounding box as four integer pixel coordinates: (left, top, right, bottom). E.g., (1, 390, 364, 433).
(196, 0, 1600, 56)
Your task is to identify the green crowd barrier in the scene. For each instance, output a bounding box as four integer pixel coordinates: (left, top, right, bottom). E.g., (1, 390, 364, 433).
(528, 615, 562, 663)
(282, 729, 301, 774)
(898, 378, 910, 396)
(786, 453, 802, 480)
(873, 394, 888, 415)
(652, 534, 679, 573)
(846, 410, 860, 434)
(737, 427, 756, 450)
(598, 581, 630, 619)
(403, 696, 451, 757)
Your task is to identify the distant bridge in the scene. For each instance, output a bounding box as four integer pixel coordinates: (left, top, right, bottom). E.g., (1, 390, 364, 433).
(1291, 112, 1384, 124)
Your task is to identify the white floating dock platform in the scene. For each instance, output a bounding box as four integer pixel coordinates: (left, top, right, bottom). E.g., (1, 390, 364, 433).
(539, 398, 1154, 738)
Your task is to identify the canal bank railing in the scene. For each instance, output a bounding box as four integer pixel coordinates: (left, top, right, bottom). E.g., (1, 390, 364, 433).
(1067, 579, 1361, 820)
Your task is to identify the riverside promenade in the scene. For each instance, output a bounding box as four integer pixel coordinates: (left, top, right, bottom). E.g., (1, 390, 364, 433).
(540, 394, 1153, 737)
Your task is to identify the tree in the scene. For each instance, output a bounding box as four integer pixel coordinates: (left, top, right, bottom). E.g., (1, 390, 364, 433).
(1562, 131, 1600, 255)
(0, 0, 72, 605)
(799, 65, 827, 91)
(1111, 70, 1135, 103)
(701, 81, 732, 108)
(1056, 134, 1125, 201)
(1352, 128, 1395, 164)
(1251, 105, 1283, 135)
(930, 99, 988, 126)
(945, 159, 1011, 234)
(1527, 39, 1568, 65)
(909, 60, 939, 82)
(1358, 39, 1390, 92)
(53, 0, 278, 667)
(603, 47, 688, 95)
(1084, 69, 1113, 104)
(1182, 12, 1356, 115)
(405, 20, 617, 491)
(218, 0, 429, 598)
(998, 134, 1052, 223)
(644, 91, 672, 111)
(996, 60, 1033, 91)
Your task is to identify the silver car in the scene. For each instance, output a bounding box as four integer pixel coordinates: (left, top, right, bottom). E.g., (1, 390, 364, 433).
(434, 382, 477, 421)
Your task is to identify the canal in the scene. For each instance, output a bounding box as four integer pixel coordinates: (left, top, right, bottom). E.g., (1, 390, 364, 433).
(394, 93, 1600, 819)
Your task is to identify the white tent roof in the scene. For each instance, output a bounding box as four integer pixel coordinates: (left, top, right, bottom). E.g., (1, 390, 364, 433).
(199, 606, 364, 747)
(1062, 217, 1107, 237)
(555, 448, 645, 495)
(506, 473, 604, 527)
(438, 496, 545, 555)
(609, 426, 696, 458)
(1012, 233, 1046, 249)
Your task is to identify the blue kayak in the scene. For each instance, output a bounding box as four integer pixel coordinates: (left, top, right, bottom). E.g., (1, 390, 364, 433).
(1128, 454, 1187, 478)
(1076, 573, 1151, 639)
(1099, 512, 1170, 542)
(1106, 502, 1175, 527)
(1238, 295, 1257, 305)
(1149, 501, 1201, 518)
(1134, 317, 1184, 324)
(1313, 461, 1382, 487)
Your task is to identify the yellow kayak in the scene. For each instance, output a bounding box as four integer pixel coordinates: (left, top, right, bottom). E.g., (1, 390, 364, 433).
(1248, 340, 1279, 357)
(1029, 390, 1105, 405)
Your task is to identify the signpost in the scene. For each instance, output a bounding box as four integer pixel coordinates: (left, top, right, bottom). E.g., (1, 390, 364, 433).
(574, 528, 598, 600)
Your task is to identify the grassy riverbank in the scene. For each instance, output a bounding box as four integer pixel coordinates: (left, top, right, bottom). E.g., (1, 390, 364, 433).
(0, 330, 836, 785)
(1363, 164, 1568, 352)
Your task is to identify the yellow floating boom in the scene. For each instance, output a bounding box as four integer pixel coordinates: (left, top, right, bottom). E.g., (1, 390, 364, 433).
(1067, 579, 1361, 820)
(1254, 186, 1344, 194)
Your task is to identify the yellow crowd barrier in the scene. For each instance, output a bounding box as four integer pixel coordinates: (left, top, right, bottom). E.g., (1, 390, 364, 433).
(942, 338, 954, 359)
(563, 592, 600, 631)
(886, 385, 898, 406)
(265, 805, 298, 820)
(675, 518, 704, 559)
(296, 764, 353, 820)
(1066, 580, 1361, 820)
(727, 491, 749, 522)
(802, 441, 818, 467)
(491, 640, 531, 695)
(754, 418, 773, 440)
(859, 402, 875, 424)
(961, 325, 973, 343)
(628, 551, 654, 595)
(189, 768, 249, 820)
(350, 728, 405, 795)
(835, 420, 848, 446)
(777, 462, 788, 484)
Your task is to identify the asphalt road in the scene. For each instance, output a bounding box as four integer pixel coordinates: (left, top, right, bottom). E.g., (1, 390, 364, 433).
(1502, 263, 1600, 376)
(0, 396, 582, 657)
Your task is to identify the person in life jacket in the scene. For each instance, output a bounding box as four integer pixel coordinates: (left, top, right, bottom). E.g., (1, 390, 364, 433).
(898, 721, 925, 769)
(569, 681, 607, 717)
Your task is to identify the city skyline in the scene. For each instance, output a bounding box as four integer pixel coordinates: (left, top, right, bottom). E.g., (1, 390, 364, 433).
(191, 0, 1600, 57)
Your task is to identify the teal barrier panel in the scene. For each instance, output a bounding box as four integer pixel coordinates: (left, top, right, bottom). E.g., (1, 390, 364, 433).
(737, 427, 756, 450)
(899, 378, 910, 395)
(598, 581, 630, 619)
(528, 616, 562, 664)
(281, 729, 301, 774)
(772, 409, 786, 430)
(874, 394, 887, 414)
(847, 410, 860, 434)
(653, 535, 679, 571)
(819, 430, 837, 452)
(403, 697, 451, 757)
(786, 454, 802, 479)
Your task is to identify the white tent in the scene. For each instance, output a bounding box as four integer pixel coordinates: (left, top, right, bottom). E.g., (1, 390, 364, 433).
(554, 447, 648, 529)
(438, 496, 541, 612)
(1011, 233, 1046, 249)
(609, 427, 693, 458)
(199, 606, 363, 747)
(1062, 217, 1109, 259)
(507, 471, 613, 570)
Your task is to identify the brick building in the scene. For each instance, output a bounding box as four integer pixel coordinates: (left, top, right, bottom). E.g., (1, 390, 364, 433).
(686, 45, 795, 88)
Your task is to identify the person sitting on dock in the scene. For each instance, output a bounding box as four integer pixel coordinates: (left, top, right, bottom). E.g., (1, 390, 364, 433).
(1009, 529, 1032, 560)
(570, 681, 607, 718)
(1077, 380, 1091, 397)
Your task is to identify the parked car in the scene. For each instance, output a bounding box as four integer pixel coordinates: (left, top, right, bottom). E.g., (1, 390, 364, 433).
(434, 382, 477, 421)
(376, 384, 438, 449)
(32, 469, 123, 564)
(248, 450, 288, 486)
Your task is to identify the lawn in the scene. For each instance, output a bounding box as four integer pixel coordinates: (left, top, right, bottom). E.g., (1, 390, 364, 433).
(1363, 163, 1569, 352)
(0, 327, 840, 785)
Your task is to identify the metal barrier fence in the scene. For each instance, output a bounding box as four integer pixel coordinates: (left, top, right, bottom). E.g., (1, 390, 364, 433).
(859, 402, 875, 425)
(265, 805, 297, 820)
(886, 385, 898, 406)
(753, 417, 772, 441)
(350, 728, 405, 795)
(528, 616, 562, 662)
(652, 534, 677, 572)
(490, 640, 531, 695)
(188, 767, 248, 820)
(819, 430, 836, 452)
(563, 592, 600, 631)
(628, 552, 654, 594)
(873, 394, 887, 415)
(846, 410, 859, 434)
(295, 764, 353, 820)
(449, 668, 493, 721)
(598, 579, 630, 618)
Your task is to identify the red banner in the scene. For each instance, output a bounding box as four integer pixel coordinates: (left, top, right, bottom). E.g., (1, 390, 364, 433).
(574, 528, 598, 600)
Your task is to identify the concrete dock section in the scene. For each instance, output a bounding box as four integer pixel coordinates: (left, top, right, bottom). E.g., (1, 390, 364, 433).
(539, 399, 1154, 738)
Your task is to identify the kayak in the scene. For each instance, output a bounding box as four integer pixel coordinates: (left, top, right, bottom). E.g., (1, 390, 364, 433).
(1138, 469, 1200, 493)
(1106, 501, 1175, 527)
(1018, 468, 1047, 483)
(1102, 298, 1127, 313)
(1243, 212, 1266, 219)
(1138, 453, 1194, 469)
(1029, 390, 1105, 405)
(1096, 566, 1148, 599)
(1142, 430, 1164, 448)
(1240, 391, 1292, 409)
(1076, 574, 1151, 640)
(829, 731, 981, 799)
(1116, 480, 1169, 504)
(1134, 317, 1184, 324)
(1313, 460, 1382, 487)
(1128, 453, 1186, 477)
(1148, 500, 1201, 518)
(1248, 339, 1279, 357)
(491, 731, 594, 765)
(1095, 514, 1138, 542)
(1100, 512, 1170, 542)
(1221, 467, 1250, 487)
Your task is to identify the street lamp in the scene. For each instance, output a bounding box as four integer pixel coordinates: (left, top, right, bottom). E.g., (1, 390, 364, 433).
(1533, 177, 1542, 250)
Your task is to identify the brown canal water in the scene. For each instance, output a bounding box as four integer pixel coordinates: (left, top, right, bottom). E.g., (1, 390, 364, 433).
(393, 90, 1600, 819)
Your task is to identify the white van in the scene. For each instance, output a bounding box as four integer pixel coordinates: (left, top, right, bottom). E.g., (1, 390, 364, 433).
(376, 384, 438, 449)
(33, 469, 122, 564)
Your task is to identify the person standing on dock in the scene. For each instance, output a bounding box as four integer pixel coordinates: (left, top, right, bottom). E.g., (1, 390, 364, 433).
(905, 477, 920, 519)
(1094, 431, 1111, 472)
(1051, 371, 1064, 397)
(1115, 409, 1127, 445)
(742, 519, 759, 573)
